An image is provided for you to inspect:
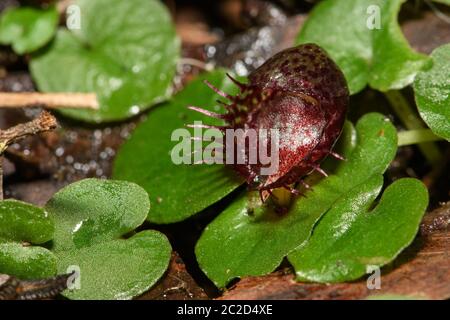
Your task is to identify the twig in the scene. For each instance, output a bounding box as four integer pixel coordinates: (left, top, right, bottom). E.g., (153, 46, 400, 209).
(0, 272, 73, 300)
(0, 111, 58, 148)
(0, 93, 99, 110)
(0, 111, 58, 200)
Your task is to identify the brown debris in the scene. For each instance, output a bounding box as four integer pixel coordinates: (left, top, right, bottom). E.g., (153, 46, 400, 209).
(175, 7, 220, 45)
(420, 201, 450, 236)
(138, 252, 207, 300)
(0, 72, 35, 92)
(402, 10, 450, 55)
(5, 179, 62, 207)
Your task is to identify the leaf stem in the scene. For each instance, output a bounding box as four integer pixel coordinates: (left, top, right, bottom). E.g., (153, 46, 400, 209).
(398, 129, 443, 146)
(384, 90, 442, 166)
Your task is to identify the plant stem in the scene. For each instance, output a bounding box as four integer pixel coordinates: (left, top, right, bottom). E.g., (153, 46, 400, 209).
(0, 92, 99, 110)
(398, 129, 443, 146)
(0, 111, 58, 200)
(384, 90, 442, 166)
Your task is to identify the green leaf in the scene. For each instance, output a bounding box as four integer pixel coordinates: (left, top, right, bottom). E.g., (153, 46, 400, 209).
(45, 179, 171, 300)
(30, 0, 180, 123)
(414, 44, 450, 141)
(289, 177, 428, 283)
(113, 70, 243, 224)
(0, 6, 58, 54)
(296, 0, 430, 94)
(0, 242, 57, 279)
(57, 230, 171, 300)
(0, 199, 54, 244)
(195, 113, 397, 287)
(45, 179, 151, 252)
(0, 200, 56, 279)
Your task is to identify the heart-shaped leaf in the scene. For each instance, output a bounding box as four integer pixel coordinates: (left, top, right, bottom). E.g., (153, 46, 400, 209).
(45, 179, 171, 299)
(195, 113, 398, 287)
(113, 70, 243, 224)
(289, 177, 428, 283)
(414, 44, 450, 141)
(296, 0, 430, 94)
(30, 0, 180, 123)
(55, 230, 171, 300)
(0, 200, 56, 279)
(46, 179, 151, 252)
(0, 6, 58, 54)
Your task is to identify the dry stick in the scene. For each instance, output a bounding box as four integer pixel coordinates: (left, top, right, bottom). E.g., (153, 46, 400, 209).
(0, 111, 58, 200)
(0, 92, 99, 110)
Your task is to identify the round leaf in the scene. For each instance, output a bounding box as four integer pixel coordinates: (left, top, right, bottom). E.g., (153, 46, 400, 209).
(113, 70, 243, 224)
(296, 0, 430, 94)
(45, 179, 150, 252)
(30, 0, 180, 122)
(414, 44, 450, 141)
(289, 178, 428, 283)
(0, 6, 58, 54)
(56, 230, 171, 300)
(46, 178, 171, 299)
